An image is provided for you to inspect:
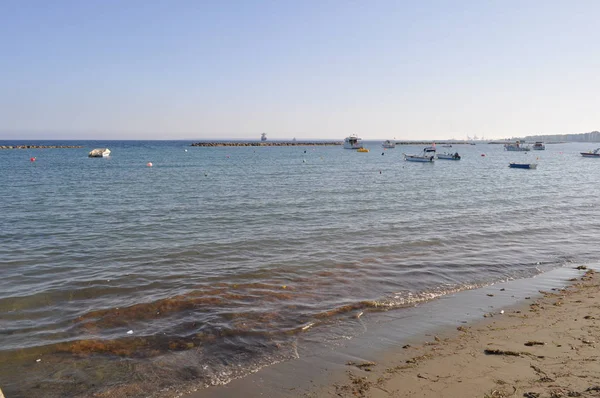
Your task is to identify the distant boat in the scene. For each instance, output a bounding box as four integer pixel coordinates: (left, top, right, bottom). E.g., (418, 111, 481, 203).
(261, 133, 267, 141)
(581, 148, 600, 157)
(343, 134, 364, 149)
(88, 148, 111, 158)
(504, 141, 531, 151)
(532, 142, 545, 150)
(442, 144, 452, 148)
(509, 162, 537, 169)
(382, 140, 396, 148)
(404, 153, 435, 162)
(437, 152, 461, 160)
(404, 146, 435, 162)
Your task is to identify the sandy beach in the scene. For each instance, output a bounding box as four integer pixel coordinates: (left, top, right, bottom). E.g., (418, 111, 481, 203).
(310, 268, 600, 398)
(188, 267, 600, 398)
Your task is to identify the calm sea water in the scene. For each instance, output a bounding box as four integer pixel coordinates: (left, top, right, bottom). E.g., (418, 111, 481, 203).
(1, 140, 599, 397)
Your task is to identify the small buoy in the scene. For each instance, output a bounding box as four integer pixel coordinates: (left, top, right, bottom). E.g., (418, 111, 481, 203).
(381, 152, 385, 155)
(146, 162, 153, 167)
(500, 310, 504, 314)
(481, 154, 485, 157)
(36, 358, 41, 363)
(379, 170, 382, 174)
(184, 149, 188, 152)
(204, 173, 208, 177)
(127, 330, 133, 335)
(30, 157, 36, 162)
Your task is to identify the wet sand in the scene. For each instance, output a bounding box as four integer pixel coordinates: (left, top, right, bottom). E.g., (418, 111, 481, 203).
(316, 268, 600, 397)
(187, 267, 600, 398)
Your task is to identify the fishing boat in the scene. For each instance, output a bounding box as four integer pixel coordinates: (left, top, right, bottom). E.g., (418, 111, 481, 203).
(437, 152, 461, 160)
(343, 134, 363, 149)
(88, 148, 111, 157)
(509, 162, 537, 169)
(382, 140, 396, 148)
(581, 148, 600, 157)
(504, 141, 531, 151)
(404, 154, 435, 162)
(532, 142, 545, 150)
(404, 146, 435, 162)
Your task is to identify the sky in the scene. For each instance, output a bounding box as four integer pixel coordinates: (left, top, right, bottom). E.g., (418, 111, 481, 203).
(1, 0, 599, 141)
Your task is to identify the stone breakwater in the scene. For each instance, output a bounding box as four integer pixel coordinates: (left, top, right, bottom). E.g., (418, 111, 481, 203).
(0, 145, 83, 149)
(190, 142, 342, 147)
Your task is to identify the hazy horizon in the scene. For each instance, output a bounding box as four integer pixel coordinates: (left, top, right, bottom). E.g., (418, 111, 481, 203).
(2, 1, 599, 141)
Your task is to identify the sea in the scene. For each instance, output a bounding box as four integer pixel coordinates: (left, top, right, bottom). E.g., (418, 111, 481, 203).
(1, 140, 599, 397)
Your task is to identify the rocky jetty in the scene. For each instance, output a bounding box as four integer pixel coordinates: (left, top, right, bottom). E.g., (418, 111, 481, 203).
(0, 145, 83, 149)
(190, 141, 342, 147)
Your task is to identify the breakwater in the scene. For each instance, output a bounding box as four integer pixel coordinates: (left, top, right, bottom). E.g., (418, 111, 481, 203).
(0, 145, 83, 149)
(190, 141, 341, 147)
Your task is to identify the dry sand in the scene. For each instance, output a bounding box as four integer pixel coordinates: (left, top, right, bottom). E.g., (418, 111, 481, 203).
(316, 268, 600, 398)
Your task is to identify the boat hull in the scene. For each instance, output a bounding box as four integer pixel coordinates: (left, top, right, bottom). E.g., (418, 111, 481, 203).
(437, 154, 461, 160)
(509, 163, 537, 169)
(404, 155, 434, 162)
(581, 153, 600, 157)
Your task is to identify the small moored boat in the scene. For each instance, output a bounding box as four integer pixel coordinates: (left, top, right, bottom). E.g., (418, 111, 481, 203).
(581, 148, 600, 157)
(504, 141, 531, 151)
(404, 146, 436, 162)
(437, 152, 461, 160)
(404, 154, 435, 162)
(357, 147, 369, 153)
(343, 134, 363, 149)
(88, 148, 111, 157)
(382, 140, 396, 148)
(509, 162, 537, 169)
(532, 142, 545, 150)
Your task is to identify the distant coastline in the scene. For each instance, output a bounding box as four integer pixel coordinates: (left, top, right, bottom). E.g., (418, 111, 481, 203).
(0, 145, 83, 149)
(190, 141, 342, 147)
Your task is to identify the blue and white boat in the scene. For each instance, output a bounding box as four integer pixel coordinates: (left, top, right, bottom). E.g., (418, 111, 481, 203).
(509, 162, 537, 169)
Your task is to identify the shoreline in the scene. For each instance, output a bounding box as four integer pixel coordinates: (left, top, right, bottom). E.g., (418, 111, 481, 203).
(185, 266, 599, 398)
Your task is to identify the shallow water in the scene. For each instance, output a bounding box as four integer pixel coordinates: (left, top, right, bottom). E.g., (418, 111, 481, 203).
(1, 140, 599, 397)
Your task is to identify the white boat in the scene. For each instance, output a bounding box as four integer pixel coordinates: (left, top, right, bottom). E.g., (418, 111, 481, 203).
(404, 147, 435, 162)
(504, 141, 531, 151)
(532, 142, 545, 150)
(437, 152, 461, 160)
(261, 133, 267, 141)
(382, 140, 396, 148)
(88, 148, 111, 157)
(343, 134, 363, 149)
(404, 154, 435, 162)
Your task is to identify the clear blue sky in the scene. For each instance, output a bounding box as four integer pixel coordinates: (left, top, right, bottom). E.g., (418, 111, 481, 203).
(1, 0, 599, 140)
